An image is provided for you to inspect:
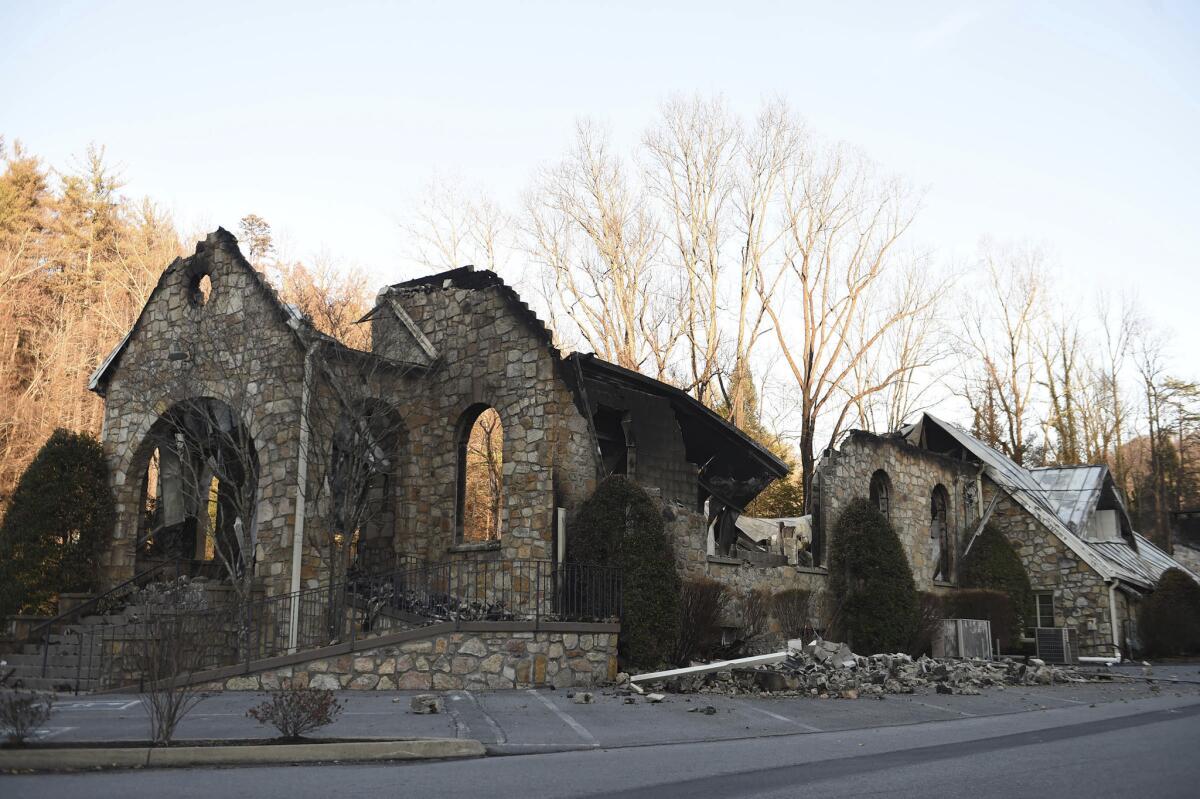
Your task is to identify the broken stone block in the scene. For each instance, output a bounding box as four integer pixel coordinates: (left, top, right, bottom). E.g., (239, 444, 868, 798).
(647, 693, 665, 703)
(410, 694, 444, 714)
(573, 691, 594, 704)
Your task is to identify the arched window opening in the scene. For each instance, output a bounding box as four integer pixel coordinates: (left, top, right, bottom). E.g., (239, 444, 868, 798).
(137, 447, 162, 549)
(457, 406, 503, 544)
(131, 397, 258, 579)
(201, 475, 219, 561)
(809, 470, 823, 567)
(931, 484, 950, 581)
(869, 470, 891, 520)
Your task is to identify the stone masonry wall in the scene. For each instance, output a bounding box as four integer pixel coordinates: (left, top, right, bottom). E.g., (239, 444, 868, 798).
(210, 629, 619, 691)
(98, 231, 308, 594)
(666, 503, 829, 633)
(984, 482, 1115, 656)
(370, 280, 597, 567)
(817, 432, 979, 591)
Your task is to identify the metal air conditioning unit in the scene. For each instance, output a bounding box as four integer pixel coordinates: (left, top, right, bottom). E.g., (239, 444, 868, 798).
(1034, 627, 1079, 665)
(932, 619, 993, 660)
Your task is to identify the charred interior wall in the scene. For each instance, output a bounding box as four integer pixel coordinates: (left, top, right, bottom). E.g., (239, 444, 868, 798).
(582, 378, 698, 508)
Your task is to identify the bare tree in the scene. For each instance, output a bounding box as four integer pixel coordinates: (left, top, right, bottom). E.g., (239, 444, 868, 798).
(400, 175, 509, 273)
(643, 95, 738, 404)
(525, 120, 682, 376)
(302, 340, 414, 580)
(756, 140, 932, 499)
(124, 593, 224, 745)
(960, 243, 1045, 465)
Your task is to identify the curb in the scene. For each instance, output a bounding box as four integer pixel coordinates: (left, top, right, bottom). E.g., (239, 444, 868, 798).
(0, 737, 486, 772)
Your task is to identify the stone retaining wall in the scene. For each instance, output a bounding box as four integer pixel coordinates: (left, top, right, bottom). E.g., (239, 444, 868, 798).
(209, 629, 618, 692)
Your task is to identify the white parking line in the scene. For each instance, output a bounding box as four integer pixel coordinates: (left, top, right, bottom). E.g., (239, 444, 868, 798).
(527, 690, 600, 747)
(462, 690, 507, 744)
(1027, 693, 1087, 705)
(911, 700, 977, 717)
(33, 726, 77, 739)
(743, 705, 823, 732)
(54, 700, 139, 711)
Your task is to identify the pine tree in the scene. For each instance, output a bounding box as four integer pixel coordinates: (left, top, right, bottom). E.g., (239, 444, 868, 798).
(0, 429, 115, 616)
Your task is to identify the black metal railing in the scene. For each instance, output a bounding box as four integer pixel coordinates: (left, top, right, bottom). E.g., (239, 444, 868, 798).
(79, 559, 620, 692)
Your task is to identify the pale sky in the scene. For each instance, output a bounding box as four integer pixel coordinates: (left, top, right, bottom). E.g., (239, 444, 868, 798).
(3, 0, 1198, 381)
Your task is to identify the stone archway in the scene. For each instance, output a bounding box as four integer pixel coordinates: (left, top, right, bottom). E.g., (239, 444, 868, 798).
(124, 397, 259, 581)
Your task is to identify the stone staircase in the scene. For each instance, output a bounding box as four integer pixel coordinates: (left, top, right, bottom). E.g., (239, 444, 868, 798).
(1, 606, 161, 693)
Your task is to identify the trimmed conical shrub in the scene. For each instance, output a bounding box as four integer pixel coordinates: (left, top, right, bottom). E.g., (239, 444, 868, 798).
(0, 429, 114, 616)
(960, 523, 1035, 645)
(1140, 568, 1200, 657)
(828, 498, 918, 654)
(568, 476, 681, 669)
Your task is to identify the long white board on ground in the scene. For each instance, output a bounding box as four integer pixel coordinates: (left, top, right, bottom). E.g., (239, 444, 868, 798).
(629, 652, 788, 684)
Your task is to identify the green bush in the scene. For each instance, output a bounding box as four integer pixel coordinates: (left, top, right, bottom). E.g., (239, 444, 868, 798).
(672, 578, 729, 665)
(568, 476, 681, 669)
(1140, 568, 1200, 657)
(0, 429, 115, 616)
(828, 498, 918, 654)
(959, 524, 1033, 645)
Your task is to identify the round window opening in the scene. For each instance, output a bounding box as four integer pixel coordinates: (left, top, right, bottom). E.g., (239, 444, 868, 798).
(191, 273, 213, 306)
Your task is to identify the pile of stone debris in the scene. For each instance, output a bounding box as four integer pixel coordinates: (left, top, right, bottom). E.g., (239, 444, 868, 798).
(629, 639, 1090, 699)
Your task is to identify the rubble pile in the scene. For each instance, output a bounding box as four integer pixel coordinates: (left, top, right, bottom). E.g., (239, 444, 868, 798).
(633, 640, 1090, 699)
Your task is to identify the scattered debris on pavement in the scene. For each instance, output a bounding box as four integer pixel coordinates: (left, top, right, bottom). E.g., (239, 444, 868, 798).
(622, 639, 1095, 700)
(410, 694, 444, 714)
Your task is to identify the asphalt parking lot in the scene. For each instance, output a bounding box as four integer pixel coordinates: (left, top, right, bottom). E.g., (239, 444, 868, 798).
(29, 663, 1200, 754)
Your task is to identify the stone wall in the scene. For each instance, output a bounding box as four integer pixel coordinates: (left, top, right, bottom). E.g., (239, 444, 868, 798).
(98, 231, 309, 593)
(370, 279, 598, 567)
(666, 503, 829, 633)
(984, 482, 1115, 655)
(210, 628, 618, 691)
(815, 432, 979, 591)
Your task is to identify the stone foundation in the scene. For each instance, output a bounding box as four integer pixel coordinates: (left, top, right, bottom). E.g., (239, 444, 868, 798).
(208, 628, 619, 692)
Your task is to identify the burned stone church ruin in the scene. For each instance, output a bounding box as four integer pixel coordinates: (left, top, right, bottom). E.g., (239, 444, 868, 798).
(66, 228, 1199, 693)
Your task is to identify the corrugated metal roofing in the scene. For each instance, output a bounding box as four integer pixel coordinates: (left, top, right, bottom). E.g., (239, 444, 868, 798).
(905, 415, 1146, 587)
(1029, 466, 1107, 533)
(1091, 534, 1200, 587)
(904, 414, 1200, 591)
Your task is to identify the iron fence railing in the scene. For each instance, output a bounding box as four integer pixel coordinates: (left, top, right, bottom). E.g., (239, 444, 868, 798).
(76, 559, 620, 692)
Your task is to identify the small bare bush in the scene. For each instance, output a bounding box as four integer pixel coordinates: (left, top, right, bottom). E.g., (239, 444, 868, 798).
(247, 687, 345, 740)
(771, 588, 813, 640)
(740, 588, 772, 642)
(672, 578, 730, 665)
(121, 610, 225, 745)
(0, 691, 55, 745)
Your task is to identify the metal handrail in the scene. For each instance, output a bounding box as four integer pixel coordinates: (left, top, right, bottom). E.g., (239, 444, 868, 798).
(33, 558, 194, 678)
